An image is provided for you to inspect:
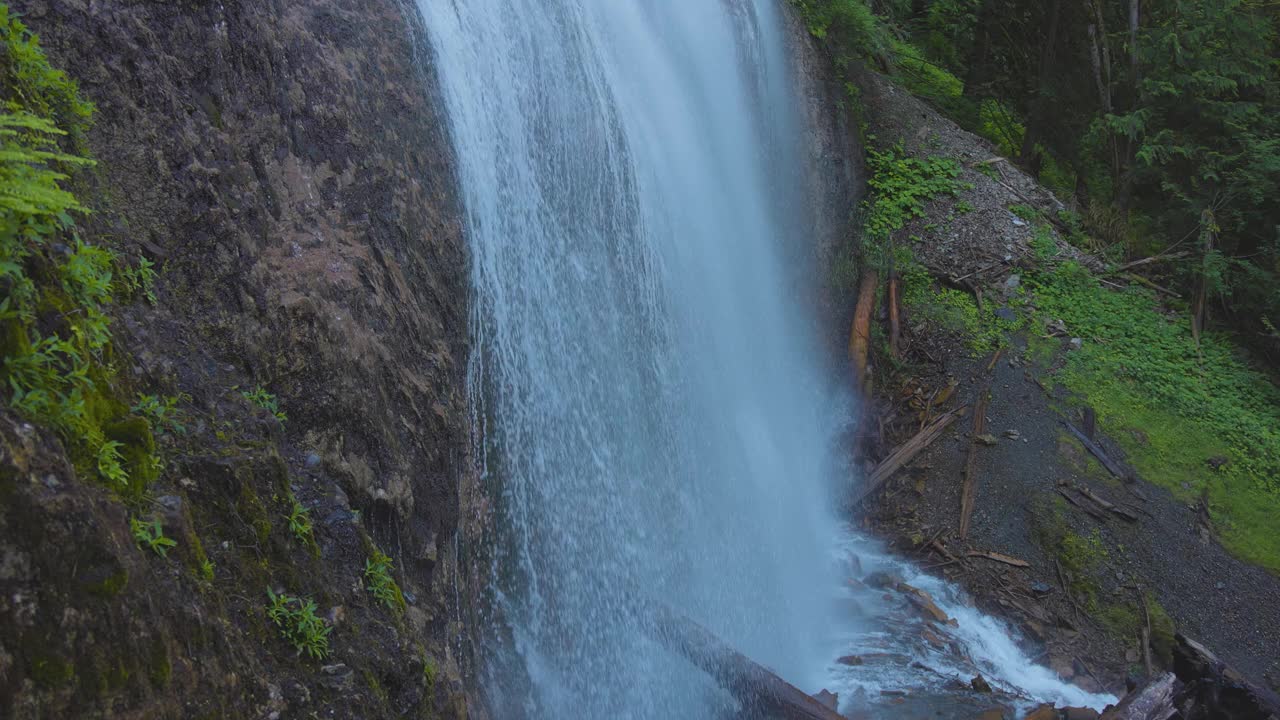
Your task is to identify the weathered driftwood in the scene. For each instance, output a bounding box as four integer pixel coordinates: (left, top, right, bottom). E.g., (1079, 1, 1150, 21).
(1059, 487, 1109, 521)
(1100, 672, 1181, 720)
(959, 385, 992, 538)
(852, 406, 967, 509)
(967, 550, 1030, 568)
(645, 601, 846, 720)
(1064, 421, 1130, 480)
(1077, 484, 1140, 522)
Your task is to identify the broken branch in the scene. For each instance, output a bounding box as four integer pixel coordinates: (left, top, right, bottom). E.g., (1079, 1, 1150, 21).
(852, 406, 967, 509)
(1064, 421, 1129, 480)
(967, 550, 1031, 568)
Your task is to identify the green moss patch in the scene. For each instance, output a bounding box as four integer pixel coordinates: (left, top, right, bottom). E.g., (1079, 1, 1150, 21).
(1028, 262, 1280, 572)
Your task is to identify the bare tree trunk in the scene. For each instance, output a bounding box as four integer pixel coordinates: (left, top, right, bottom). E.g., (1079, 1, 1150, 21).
(1020, 0, 1062, 174)
(1085, 1, 1112, 113)
(1118, 0, 1141, 212)
(963, 0, 995, 98)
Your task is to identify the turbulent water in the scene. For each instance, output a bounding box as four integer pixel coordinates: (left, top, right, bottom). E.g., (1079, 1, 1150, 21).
(418, 1, 1114, 718)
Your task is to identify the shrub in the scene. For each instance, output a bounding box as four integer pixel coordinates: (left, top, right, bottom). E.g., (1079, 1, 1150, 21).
(130, 517, 177, 558)
(266, 589, 331, 660)
(364, 548, 406, 613)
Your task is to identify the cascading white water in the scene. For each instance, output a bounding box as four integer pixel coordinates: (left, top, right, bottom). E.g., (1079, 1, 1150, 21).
(419, 1, 844, 716)
(418, 1, 1116, 718)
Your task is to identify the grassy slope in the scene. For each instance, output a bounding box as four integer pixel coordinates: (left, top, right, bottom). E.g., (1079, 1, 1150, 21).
(811, 0, 1280, 572)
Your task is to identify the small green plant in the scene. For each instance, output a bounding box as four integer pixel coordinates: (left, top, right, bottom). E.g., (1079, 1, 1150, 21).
(364, 548, 406, 613)
(285, 497, 314, 546)
(199, 559, 215, 582)
(240, 385, 286, 424)
(132, 393, 186, 436)
(422, 654, 438, 693)
(1031, 224, 1058, 263)
(266, 588, 331, 660)
(119, 256, 158, 305)
(955, 200, 975, 214)
(97, 440, 128, 486)
(1009, 204, 1040, 222)
(130, 517, 177, 558)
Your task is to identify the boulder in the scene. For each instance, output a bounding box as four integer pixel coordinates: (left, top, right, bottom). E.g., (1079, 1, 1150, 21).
(1023, 704, 1057, 720)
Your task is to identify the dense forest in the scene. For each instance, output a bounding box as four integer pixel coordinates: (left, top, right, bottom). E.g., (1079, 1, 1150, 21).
(795, 0, 1280, 360)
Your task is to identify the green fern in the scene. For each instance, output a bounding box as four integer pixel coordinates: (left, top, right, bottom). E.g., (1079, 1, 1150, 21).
(0, 5, 163, 493)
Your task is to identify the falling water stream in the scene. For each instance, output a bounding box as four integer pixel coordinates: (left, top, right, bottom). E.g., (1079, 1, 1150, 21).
(417, 1, 1116, 717)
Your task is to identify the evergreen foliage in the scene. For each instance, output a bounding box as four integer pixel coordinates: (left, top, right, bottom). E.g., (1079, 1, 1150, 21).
(794, 0, 1280, 351)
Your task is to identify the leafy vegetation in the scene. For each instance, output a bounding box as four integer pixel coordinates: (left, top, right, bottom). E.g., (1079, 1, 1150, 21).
(805, 0, 1280, 573)
(284, 495, 315, 547)
(241, 385, 287, 424)
(1, 4, 161, 493)
(130, 517, 177, 558)
(1029, 262, 1280, 570)
(900, 254, 1023, 354)
(266, 588, 332, 660)
(132, 393, 187, 436)
(810, 0, 1280, 356)
(364, 548, 406, 613)
(863, 144, 967, 248)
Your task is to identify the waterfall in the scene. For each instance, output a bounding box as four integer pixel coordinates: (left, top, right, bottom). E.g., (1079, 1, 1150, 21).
(419, 0, 846, 716)
(418, 1, 1116, 718)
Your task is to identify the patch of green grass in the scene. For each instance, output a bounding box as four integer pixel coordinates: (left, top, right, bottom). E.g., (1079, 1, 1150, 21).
(1025, 333, 1060, 370)
(1098, 603, 1140, 638)
(1098, 593, 1176, 667)
(1031, 224, 1058, 263)
(266, 588, 331, 660)
(1010, 204, 1040, 222)
(364, 547, 406, 614)
(1059, 529, 1107, 610)
(790, 0, 897, 67)
(1029, 261, 1280, 572)
(901, 256, 1023, 355)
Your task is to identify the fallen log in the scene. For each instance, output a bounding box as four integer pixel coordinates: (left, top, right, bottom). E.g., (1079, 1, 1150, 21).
(1058, 487, 1109, 521)
(1100, 673, 1181, 720)
(848, 270, 879, 393)
(1106, 251, 1190, 275)
(1077, 484, 1140, 522)
(959, 386, 992, 539)
(852, 406, 967, 509)
(967, 550, 1030, 568)
(1064, 421, 1129, 480)
(644, 601, 847, 720)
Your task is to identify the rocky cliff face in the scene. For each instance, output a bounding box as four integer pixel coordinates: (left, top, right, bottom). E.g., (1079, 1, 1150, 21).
(1, 1, 866, 718)
(779, 2, 867, 369)
(2, 0, 475, 717)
